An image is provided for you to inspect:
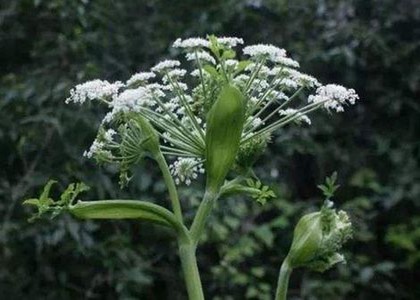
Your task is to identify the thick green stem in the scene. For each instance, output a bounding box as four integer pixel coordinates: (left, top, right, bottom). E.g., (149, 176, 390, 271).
(190, 190, 219, 245)
(178, 242, 205, 300)
(155, 152, 183, 222)
(275, 258, 293, 300)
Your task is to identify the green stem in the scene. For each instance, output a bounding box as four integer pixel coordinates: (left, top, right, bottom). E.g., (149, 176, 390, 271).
(275, 258, 293, 300)
(155, 151, 183, 223)
(178, 241, 205, 300)
(190, 189, 219, 245)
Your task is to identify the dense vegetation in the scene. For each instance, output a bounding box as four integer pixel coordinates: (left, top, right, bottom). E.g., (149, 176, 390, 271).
(1, 0, 419, 299)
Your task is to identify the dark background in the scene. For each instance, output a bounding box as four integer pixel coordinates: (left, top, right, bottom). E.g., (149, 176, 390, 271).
(1, 0, 419, 299)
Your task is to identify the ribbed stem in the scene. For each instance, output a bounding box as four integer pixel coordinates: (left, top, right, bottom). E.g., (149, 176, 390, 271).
(178, 242, 205, 300)
(275, 258, 293, 300)
(190, 190, 218, 245)
(155, 152, 183, 222)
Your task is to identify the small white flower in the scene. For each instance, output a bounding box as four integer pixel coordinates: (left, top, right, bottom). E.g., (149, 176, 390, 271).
(308, 84, 359, 112)
(225, 59, 239, 68)
(276, 78, 299, 90)
(217, 36, 244, 47)
(151, 60, 181, 73)
(186, 51, 216, 65)
(167, 82, 188, 91)
(104, 87, 154, 122)
(275, 56, 300, 68)
(243, 44, 287, 62)
(279, 109, 311, 125)
(84, 139, 105, 158)
(247, 116, 264, 129)
(162, 69, 187, 84)
(287, 69, 320, 88)
(190, 69, 211, 77)
(66, 80, 123, 104)
(169, 157, 204, 185)
(168, 69, 187, 78)
(173, 37, 210, 49)
(104, 129, 116, 143)
(126, 72, 156, 86)
(245, 63, 271, 75)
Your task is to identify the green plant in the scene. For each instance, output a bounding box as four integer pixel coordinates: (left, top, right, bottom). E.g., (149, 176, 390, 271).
(23, 35, 357, 299)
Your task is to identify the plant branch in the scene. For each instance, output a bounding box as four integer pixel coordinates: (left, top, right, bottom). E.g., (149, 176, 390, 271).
(190, 189, 219, 245)
(155, 151, 184, 223)
(275, 257, 293, 300)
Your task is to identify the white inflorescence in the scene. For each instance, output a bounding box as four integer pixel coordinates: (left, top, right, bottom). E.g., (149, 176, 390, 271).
(126, 72, 156, 86)
(279, 109, 311, 125)
(186, 51, 216, 65)
(83, 139, 105, 158)
(243, 44, 287, 62)
(66, 80, 123, 104)
(151, 60, 181, 73)
(308, 84, 359, 112)
(216, 36, 244, 47)
(173, 37, 210, 49)
(66, 35, 359, 185)
(169, 158, 205, 185)
(103, 87, 154, 122)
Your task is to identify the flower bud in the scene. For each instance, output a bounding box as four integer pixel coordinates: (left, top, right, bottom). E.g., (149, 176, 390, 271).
(205, 84, 246, 192)
(120, 114, 160, 159)
(118, 114, 160, 187)
(286, 201, 352, 272)
(132, 115, 160, 157)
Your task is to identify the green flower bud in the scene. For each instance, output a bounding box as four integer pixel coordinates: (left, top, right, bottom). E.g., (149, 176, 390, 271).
(286, 201, 352, 272)
(118, 114, 160, 187)
(205, 84, 246, 193)
(130, 114, 160, 157)
(235, 133, 270, 171)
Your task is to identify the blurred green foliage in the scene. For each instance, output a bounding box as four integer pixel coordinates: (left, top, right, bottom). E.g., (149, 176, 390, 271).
(1, 0, 419, 299)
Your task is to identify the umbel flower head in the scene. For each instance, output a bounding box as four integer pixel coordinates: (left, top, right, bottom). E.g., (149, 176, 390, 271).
(286, 200, 352, 272)
(65, 35, 360, 186)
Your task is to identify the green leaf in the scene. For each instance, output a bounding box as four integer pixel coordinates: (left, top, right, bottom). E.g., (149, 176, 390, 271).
(59, 182, 90, 205)
(39, 179, 57, 206)
(208, 35, 221, 58)
(23, 180, 90, 221)
(203, 65, 219, 78)
(222, 49, 236, 59)
(22, 198, 39, 206)
(235, 60, 252, 73)
(318, 171, 340, 199)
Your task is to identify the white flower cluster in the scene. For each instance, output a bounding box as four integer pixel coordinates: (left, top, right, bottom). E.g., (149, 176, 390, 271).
(169, 158, 205, 185)
(103, 87, 155, 123)
(83, 139, 105, 158)
(151, 60, 181, 73)
(279, 109, 311, 125)
(66, 80, 123, 104)
(126, 72, 155, 86)
(173, 37, 210, 49)
(308, 84, 359, 112)
(66, 35, 359, 185)
(186, 51, 216, 65)
(173, 36, 244, 49)
(216, 36, 244, 47)
(243, 44, 287, 62)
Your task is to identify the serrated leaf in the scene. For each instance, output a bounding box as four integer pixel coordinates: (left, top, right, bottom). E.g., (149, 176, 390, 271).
(39, 180, 57, 205)
(22, 199, 39, 206)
